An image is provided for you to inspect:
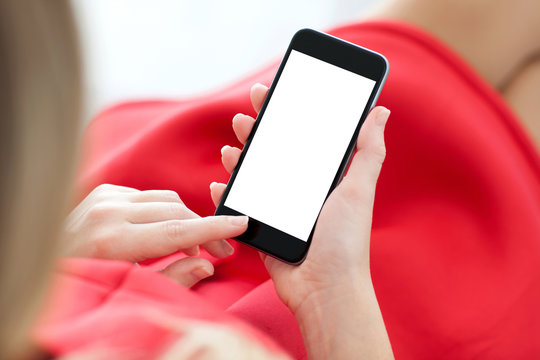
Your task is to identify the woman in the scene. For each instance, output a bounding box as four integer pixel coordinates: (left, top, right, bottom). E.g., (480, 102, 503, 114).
(0, 0, 80, 357)
(0, 0, 392, 359)
(62, 1, 539, 359)
(3, 0, 540, 359)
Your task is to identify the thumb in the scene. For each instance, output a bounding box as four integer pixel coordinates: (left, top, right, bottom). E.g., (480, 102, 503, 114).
(339, 106, 390, 208)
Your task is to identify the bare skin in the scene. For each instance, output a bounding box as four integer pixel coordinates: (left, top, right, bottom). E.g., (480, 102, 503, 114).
(62, 3, 539, 357)
(503, 56, 540, 146)
(215, 84, 394, 360)
(65, 84, 394, 359)
(369, 0, 540, 148)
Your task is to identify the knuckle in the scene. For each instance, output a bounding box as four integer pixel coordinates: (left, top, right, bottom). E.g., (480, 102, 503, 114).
(358, 136, 387, 166)
(206, 216, 229, 233)
(85, 202, 118, 223)
(165, 220, 185, 241)
(90, 184, 116, 202)
(339, 181, 365, 203)
(94, 183, 115, 194)
(337, 178, 374, 207)
(92, 235, 108, 258)
(367, 143, 386, 165)
(168, 202, 188, 219)
(91, 228, 117, 258)
(97, 183, 114, 190)
(161, 190, 182, 203)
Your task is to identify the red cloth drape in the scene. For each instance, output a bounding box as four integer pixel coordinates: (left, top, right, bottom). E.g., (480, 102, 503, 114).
(35, 21, 540, 359)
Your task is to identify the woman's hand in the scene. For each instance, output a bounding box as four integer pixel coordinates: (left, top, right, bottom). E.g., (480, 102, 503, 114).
(63, 184, 248, 287)
(211, 83, 393, 359)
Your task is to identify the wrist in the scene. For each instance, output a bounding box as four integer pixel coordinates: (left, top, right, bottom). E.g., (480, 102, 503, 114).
(293, 270, 373, 318)
(294, 276, 393, 360)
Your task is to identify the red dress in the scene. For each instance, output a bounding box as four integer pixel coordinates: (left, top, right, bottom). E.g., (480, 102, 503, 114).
(34, 21, 540, 359)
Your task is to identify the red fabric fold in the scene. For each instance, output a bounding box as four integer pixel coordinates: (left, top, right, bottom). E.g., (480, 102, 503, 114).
(35, 20, 540, 359)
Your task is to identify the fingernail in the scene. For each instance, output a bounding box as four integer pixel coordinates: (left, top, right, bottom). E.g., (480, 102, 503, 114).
(229, 215, 248, 226)
(191, 266, 213, 279)
(221, 240, 234, 256)
(210, 181, 217, 189)
(376, 107, 391, 126)
(221, 145, 230, 156)
(233, 113, 243, 122)
(185, 246, 200, 256)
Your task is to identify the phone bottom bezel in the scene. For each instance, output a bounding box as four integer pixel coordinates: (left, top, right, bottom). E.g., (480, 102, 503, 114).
(217, 205, 310, 264)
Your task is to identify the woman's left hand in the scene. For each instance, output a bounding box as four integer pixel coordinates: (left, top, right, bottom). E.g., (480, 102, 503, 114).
(210, 83, 393, 359)
(63, 184, 248, 287)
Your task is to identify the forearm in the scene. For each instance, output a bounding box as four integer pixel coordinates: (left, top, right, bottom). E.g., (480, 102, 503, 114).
(294, 277, 394, 360)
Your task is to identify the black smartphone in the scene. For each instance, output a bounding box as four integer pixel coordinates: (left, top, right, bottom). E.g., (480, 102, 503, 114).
(215, 28, 388, 264)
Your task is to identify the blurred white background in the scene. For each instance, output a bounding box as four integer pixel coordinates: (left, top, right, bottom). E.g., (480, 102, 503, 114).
(72, 0, 377, 121)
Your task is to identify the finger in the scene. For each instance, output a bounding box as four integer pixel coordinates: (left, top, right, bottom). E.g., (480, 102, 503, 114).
(250, 83, 268, 113)
(67, 184, 138, 222)
(202, 239, 235, 258)
(209, 182, 226, 207)
(87, 184, 139, 197)
(126, 201, 198, 224)
(232, 113, 256, 145)
(207, 182, 236, 258)
(160, 257, 214, 287)
(128, 215, 248, 260)
(262, 253, 290, 278)
(95, 184, 139, 193)
(221, 145, 242, 174)
(85, 184, 138, 206)
(183, 246, 200, 257)
(129, 190, 183, 204)
(340, 106, 390, 205)
(125, 201, 202, 258)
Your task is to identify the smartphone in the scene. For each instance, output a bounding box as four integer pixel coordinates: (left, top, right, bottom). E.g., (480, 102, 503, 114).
(215, 28, 388, 264)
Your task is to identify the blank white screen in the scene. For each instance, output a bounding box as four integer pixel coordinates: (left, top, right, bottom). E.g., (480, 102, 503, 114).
(225, 50, 375, 242)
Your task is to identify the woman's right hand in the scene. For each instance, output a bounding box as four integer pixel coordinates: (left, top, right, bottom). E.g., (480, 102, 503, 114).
(210, 83, 394, 359)
(63, 184, 248, 287)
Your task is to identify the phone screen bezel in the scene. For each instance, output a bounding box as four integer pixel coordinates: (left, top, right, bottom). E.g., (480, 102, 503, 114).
(215, 28, 388, 264)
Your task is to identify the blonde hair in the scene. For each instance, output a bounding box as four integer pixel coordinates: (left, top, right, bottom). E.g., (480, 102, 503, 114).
(0, 3, 290, 359)
(0, 0, 81, 358)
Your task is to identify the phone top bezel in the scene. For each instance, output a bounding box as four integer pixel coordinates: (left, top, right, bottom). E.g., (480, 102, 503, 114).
(215, 28, 389, 264)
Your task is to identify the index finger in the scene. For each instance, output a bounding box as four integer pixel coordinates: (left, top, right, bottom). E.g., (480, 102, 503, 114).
(126, 216, 248, 260)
